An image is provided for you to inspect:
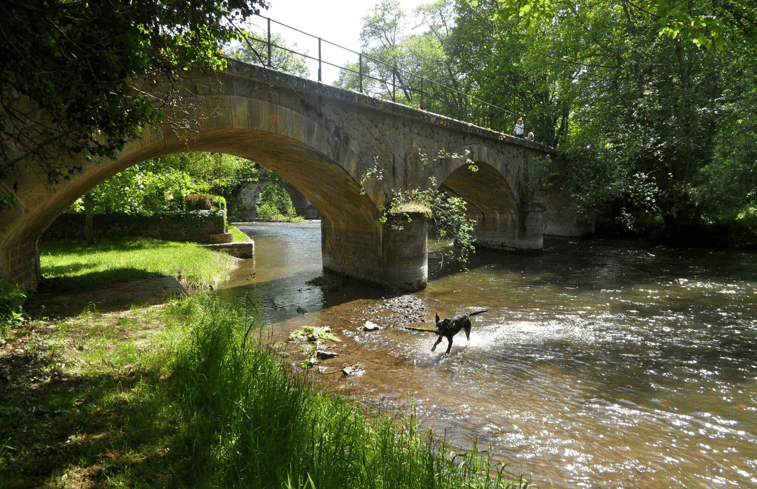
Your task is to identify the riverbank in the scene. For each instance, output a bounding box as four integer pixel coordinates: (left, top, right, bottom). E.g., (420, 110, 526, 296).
(595, 218, 757, 250)
(0, 242, 526, 488)
(267, 294, 439, 399)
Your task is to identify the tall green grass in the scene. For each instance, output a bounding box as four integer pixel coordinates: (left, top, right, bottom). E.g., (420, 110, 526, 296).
(40, 237, 239, 289)
(166, 295, 526, 488)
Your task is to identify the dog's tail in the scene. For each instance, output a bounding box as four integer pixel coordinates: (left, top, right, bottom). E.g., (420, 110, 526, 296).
(469, 309, 489, 317)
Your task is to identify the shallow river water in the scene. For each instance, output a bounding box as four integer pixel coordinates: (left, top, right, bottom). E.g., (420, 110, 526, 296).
(220, 222, 757, 488)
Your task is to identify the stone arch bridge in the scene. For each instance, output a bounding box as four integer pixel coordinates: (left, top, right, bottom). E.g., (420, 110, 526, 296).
(1, 58, 559, 291)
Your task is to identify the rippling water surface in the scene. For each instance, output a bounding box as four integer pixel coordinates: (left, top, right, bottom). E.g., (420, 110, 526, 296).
(222, 222, 757, 488)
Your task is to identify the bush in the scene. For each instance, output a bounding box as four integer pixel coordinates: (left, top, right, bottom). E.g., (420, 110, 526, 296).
(256, 200, 283, 221)
(185, 194, 213, 211)
(0, 279, 26, 336)
(186, 194, 227, 212)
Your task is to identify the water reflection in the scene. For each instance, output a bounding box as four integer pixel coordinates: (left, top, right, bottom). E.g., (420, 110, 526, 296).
(221, 223, 757, 488)
(218, 222, 386, 324)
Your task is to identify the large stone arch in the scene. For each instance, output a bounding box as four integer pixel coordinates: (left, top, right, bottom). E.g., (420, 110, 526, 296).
(0, 91, 426, 289)
(121, 125, 409, 288)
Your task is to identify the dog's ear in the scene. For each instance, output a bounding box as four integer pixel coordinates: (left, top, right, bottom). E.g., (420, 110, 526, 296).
(435, 313, 440, 323)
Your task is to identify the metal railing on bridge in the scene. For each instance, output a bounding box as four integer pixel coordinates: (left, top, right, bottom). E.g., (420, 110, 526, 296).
(231, 14, 521, 134)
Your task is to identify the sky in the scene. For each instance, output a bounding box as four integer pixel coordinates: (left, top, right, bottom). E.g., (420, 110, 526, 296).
(248, 0, 430, 83)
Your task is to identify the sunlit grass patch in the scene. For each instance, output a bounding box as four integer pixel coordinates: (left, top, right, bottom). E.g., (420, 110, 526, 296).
(228, 224, 252, 242)
(40, 237, 239, 290)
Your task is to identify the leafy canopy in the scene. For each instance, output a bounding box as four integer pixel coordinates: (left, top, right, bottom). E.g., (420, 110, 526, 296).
(0, 0, 267, 181)
(473, 0, 757, 233)
(480, 0, 756, 50)
(71, 152, 257, 216)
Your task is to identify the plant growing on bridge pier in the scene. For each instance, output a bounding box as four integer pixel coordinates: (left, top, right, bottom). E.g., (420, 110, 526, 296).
(387, 184, 477, 269)
(361, 149, 478, 269)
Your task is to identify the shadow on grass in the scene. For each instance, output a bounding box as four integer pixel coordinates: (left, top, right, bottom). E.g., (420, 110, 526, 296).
(0, 360, 203, 488)
(42, 238, 187, 255)
(25, 272, 187, 320)
(39, 268, 152, 291)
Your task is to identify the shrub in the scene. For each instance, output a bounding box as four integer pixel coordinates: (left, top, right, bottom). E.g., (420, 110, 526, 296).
(186, 194, 213, 211)
(256, 200, 282, 221)
(0, 279, 26, 336)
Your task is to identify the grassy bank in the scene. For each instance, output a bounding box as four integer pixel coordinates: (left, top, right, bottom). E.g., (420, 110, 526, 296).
(1, 239, 528, 488)
(39, 236, 241, 291)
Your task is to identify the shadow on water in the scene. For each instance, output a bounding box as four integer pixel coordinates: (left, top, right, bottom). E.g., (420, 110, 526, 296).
(444, 236, 757, 289)
(218, 222, 408, 324)
(216, 267, 397, 324)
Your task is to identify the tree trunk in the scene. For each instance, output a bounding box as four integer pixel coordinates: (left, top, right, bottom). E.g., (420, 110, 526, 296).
(84, 193, 95, 246)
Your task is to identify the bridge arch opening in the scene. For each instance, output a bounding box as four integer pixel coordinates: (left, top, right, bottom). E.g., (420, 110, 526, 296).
(438, 161, 522, 250)
(116, 128, 394, 283)
(112, 128, 378, 224)
(21, 125, 424, 289)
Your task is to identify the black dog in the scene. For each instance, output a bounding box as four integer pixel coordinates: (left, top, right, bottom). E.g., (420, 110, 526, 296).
(431, 309, 488, 354)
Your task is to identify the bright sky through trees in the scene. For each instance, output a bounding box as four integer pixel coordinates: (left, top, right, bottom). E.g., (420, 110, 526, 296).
(247, 0, 429, 82)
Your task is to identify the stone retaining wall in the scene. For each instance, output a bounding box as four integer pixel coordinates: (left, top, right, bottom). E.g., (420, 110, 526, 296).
(41, 212, 225, 243)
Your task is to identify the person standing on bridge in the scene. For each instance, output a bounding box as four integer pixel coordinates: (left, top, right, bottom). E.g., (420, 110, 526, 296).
(514, 118, 525, 138)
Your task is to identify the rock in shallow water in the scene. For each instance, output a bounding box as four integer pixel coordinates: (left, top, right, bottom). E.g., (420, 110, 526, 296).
(363, 321, 380, 331)
(342, 363, 365, 377)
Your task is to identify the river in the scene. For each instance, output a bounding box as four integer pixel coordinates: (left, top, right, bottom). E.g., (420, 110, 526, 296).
(219, 222, 757, 488)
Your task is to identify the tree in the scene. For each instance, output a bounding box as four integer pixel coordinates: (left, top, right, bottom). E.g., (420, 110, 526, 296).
(71, 153, 256, 218)
(475, 0, 756, 235)
(226, 32, 312, 77)
(0, 0, 266, 184)
(484, 0, 756, 50)
(336, 0, 468, 117)
(695, 38, 757, 224)
(346, 0, 412, 99)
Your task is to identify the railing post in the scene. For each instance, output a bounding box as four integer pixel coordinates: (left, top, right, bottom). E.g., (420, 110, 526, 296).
(392, 66, 396, 102)
(359, 54, 363, 94)
(420, 77, 424, 110)
(318, 37, 322, 82)
(266, 18, 272, 67)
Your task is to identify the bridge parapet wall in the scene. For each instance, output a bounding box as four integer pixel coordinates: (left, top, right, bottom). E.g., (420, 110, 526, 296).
(218, 59, 551, 208)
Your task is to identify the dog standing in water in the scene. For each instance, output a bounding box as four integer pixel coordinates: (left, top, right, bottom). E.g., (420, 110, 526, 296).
(431, 309, 488, 354)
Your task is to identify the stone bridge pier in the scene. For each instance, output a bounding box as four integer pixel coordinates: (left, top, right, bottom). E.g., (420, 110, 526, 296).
(1, 58, 556, 291)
